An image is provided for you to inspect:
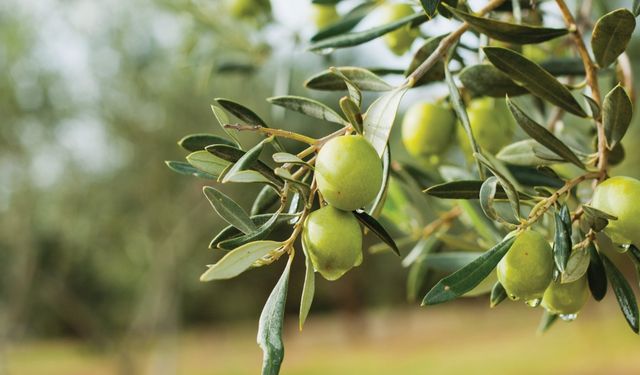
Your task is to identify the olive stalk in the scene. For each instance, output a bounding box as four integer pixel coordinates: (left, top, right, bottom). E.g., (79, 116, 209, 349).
(225, 123, 317, 144)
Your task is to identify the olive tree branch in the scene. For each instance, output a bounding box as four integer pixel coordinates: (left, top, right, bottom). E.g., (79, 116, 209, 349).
(555, 0, 608, 178)
(404, 0, 506, 87)
(225, 123, 317, 144)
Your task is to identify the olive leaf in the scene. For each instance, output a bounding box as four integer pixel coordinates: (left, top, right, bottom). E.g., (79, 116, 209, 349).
(310, 1, 376, 42)
(267, 96, 348, 126)
(483, 47, 587, 117)
(458, 200, 503, 244)
(330, 68, 364, 106)
(633, 0, 640, 17)
(272, 152, 307, 166)
(304, 66, 393, 92)
(206, 144, 284, 188)
(203, 186, 258, 235)
(422, 235, 517, 305)
(200, 241, 284, 281)
(424, 180, 509, 199)
(215, 98, 285, 152)
(581, 204, 617, 233)
(443, 4, 568, 44)
(406, 237, 442, 302)
(353, 210, 400, 256)
(474, 153, 520, 219)
(537, 310, 558, 334)
(420, 0, 441, 18)
(496, 140, 564, 167)
(591, 8, 636, 68)
(553, 205, 572, 273)
(299, 237, 315, 331)
(479, 176, 500, 222)
(210, 213, 299, 250)
(366, 145, 391, 217)
(340, 96, 363, 133)
(258, 256, 292, 375)
(583, 94, 601, 120)
(217, 211, 282, 250)
(363, 85, 409, 157)
(222, 137, 272, 183)
(603, 84, 633, 149)
(587, 243, 608, 301)
(308, 12, 427, 51)
(186, 151, 231, 179)
(561, 247, 590, 284)
(165, 160, 216, 179)
(601, 252, 639, 333)
(459, 64, 528, 98)
(506, 97, 585, 168)
(490, 281, 507, 308)
(178, 134, 237, 152)
(211, 105, 241, 148)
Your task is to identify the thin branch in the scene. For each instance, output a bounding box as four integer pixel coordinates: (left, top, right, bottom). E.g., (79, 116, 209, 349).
(225, 123, 317, 144)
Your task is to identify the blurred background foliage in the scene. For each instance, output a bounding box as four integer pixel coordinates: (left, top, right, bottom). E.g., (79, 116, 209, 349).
(2, 0, 640, 373)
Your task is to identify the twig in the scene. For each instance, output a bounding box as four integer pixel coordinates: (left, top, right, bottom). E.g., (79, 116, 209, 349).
(225, 123, 317, 144)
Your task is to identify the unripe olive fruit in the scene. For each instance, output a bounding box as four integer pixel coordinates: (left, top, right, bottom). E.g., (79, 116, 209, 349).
(457, 98, 515, 156)
(302, 205, 363, 281)
(497, 230, 554, 302)
(401, 102, 456, 157)
(315, 135, 383, 211)
(591, 176, 640, 247)
(541, 275, 589, 315)
(312, 4, 339, 29)
(380, 4, 417, 55)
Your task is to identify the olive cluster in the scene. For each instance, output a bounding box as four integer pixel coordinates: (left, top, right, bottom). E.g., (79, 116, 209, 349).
(302, 136, 383, 281)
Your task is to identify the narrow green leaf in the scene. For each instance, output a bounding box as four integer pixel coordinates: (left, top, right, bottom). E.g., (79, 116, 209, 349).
(490, 281, 507, 308)
(353, 210, 399, 256)
(583, 95, 601, 120)
(496, 140, 564, 167)
(457, 200, 503, 244)
(587, 243, 608, 301)
(203, 186, 257, 235)
(603, 84, 633, 148)
(420, 0, 440, 18)
(601, 252, 639, 333)
(206, 144, 284, 188)
(251, 186, 280, 216)
(217, 211, 282, 250)
(366, 145, 391, 217)
(459, 64, 528, 98)
(257, 256, 292, 375)
(200, 241, 283, 281)
(422, 235, 516, 305)
(210, 214, 299, 250)
(591, 8, 636, 68)
(537, 310, 558, 334)
(561, 248, 590, 284)
(211, 105, 241, 147)
(506, 97, 585, 168)
(363, 86, 409, 157)
(553, 204, 572, 273)
(308, 12, 427, 51)
(178, 134, 236, 152)
(186, 151, 230, 178)
(339, 96, 363, 134)
(444, 4, 568, 44)
(304, 66, 393, 92)
(272, 152, 307, 165)
(267, 96, 348, 126)
(633, 0, 640, 17)
(479, 176, 500, 222)
(310, 1, 375, 42)
(222, 137, 271, 183)
(299, 237, 315, 330)
(484, 47, 588, 117)
(424, 180, 509, 199)
(165, 160, 216, 179)
(475, 153, 520, 219)
(581, 204, 617, 233)
(405, 237, 442, 302)
(330, 68, 363, 106)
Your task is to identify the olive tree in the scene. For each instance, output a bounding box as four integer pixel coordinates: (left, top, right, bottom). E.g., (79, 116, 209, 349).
(166, 1, 640, 373)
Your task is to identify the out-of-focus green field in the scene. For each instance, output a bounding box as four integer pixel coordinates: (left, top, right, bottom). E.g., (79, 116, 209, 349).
(6, 299, 640, 375)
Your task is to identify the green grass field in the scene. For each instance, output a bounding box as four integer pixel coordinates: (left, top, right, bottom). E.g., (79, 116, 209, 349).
(5, 299, 640, 375)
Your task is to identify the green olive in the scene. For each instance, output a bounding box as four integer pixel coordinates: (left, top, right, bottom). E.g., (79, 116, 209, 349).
(541, 275, 589, 315)
(302, 205, 363, 281)
(401, 102, 456, 157)
(380, 4, 417, 55)
(315, 135, 383, 211)
(312, 4, 340, 29)
(457, 98, 515, 156)
(497, 230, 554, 302)
(591, 176, 640, 247)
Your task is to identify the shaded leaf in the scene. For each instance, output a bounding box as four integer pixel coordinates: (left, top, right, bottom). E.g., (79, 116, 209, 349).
(424, 180, 509, 199)
(591, 8, 636, 68)
(308, 12, 427, 51)
(206, 144, 284, 188)
(553, 205, 572, 273)
(165, 160, 216, 179)
(178, 133, 236, 152)
(366, 145, 391, 217)
(222, 137, 271, 183)
(490, 281, 507, 308)
(603, 84, 633, 148)
(200, 241, 283, 281)
(484, 47, 587, 117)
(475, 153, 520, 219)
(581, 204, 617, 233)
(420, 0, 441, 18)
(422, 235, 517, 305)
(257, 256, 292, 375)
(506, 97, 585, 168)
(496, 140, 564, 167)
(310, 2, 375, 42)
(561, 247, 590, 284)
(444, 4, 568, 44)
(211, 105, 241, 147)
(587, 243, 608, 301)
(537, 310, 558, 334)
(272, 152, 307, 165)
(406, 237, 442, 302)
(268, 96, 348, 126)
(479, 176, 500, 222)
(304, 66, 393, 92)
(459, 64, 527, 98)
(353, 210, 400, 256)
(299, 238, 315, 330)
(363, 85, 409, 157)
(339, 96, 363, 133)
(210, 213, 299, 250)
(203, 186, 257, 235)
(601, 252, 639, 333)
(186, 151, 230, 178)
(251, 186, 280, 215)
(217, 211, 282, 250)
